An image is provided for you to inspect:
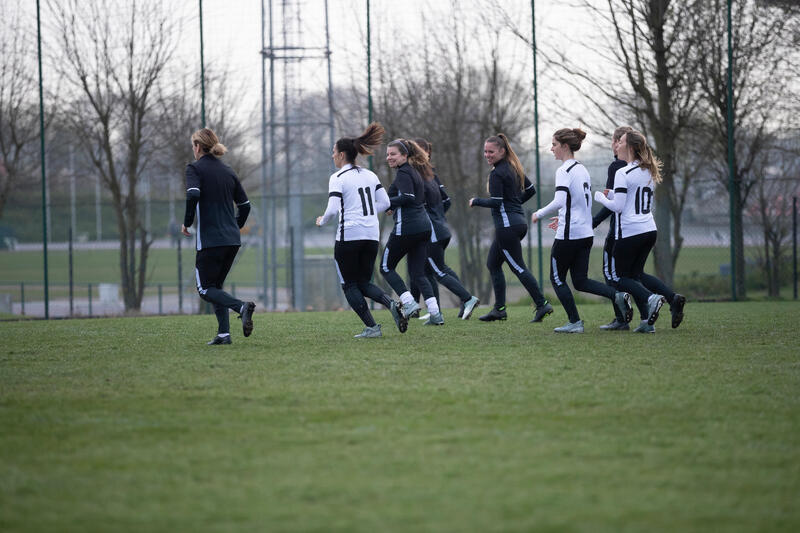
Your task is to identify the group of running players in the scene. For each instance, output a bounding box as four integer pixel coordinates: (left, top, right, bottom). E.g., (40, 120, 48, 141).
(183, 123, 685, 344)
(315, 122, 686, 338)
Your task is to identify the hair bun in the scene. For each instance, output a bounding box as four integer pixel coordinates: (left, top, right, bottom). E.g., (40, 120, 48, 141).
(574, 128, 587, 141)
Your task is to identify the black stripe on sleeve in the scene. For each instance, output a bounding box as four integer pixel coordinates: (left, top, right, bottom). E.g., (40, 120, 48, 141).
(376, 183, 383, 190)
(564, 190, 572, 240)
(614, 187, 627, 194)
(555, 186, 569, 193)
(329, 191, 343, 198)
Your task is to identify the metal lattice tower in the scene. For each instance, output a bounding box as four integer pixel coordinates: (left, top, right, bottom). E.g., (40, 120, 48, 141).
(260, 0, 335, 311)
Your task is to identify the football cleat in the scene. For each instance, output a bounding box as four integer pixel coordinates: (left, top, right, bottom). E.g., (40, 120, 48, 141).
(354, 324, 382, 338)
(423, 312, 444, 326)
(207, 335, 232, 345)
(554, 320, 584, 333)
(633, 320, 655, 334)
(646, 294, 666, 326)
(531, 301, 553, 323)
(479, 306, 507, 321)
(418, 313, 431, 321)
(389, 301, 408, 333)
(401, 300, 420, 319)
(461, 296, 480, 320)
(614, 292, 633, 323)
(671, 293, 686, 329)
(599, 319, 630, 331)
(240, 301, 256, 337)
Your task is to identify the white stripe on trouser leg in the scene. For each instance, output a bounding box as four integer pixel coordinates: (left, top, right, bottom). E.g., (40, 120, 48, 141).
(551, 257, 563, 286)
(502, 249, 525, 273)
(195, 205, 202, 250)
(603, 250, 611, 280)
(610, 256, 619, 282)
(333, 259, 344, 284)
(427, 257, 445, 278)
(395, 208, 402, 235)
(195, 268, 208, 295)
(381, 246, 391, 273)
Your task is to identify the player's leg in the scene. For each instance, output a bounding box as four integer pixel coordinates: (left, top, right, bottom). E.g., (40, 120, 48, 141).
(408, 231, 442, 323)
(356, 240, 406, 333)
(479, 235, 508, 321)
(427, 240, 471, 303)
(196, 246, 252, 342)
(550, 239, 580, 324)
(336, 240, 378, 330)
(600, 235, 626, 327)
(501, 225, 551, 321)
(570, 238, 632, 326)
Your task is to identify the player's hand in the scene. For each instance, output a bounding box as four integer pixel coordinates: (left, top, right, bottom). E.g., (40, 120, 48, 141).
(469, 198, 475, 207)
(181, 224, 191, 236)
(315, 216, 323, 227)
(547, 217, 558, 231)
(531, 212, 539, 224)
(594, 191, 607, 203)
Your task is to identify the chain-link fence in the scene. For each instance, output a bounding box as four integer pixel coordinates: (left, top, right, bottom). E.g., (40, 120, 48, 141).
(1, 0, 798, 319)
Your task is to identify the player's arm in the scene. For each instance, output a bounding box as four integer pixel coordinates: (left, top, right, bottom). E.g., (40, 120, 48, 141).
(594, 171, 626, 212)
(470, 172, 502, 208)
(317, 176, 342, 226)
(374, 182, 390, 213)
(593, 163, 619, 227)
(233, 178, 250, 228)
(436, 176, 452, 213)
(520, 175, 536, 203)
(182, 164, 201, 235)
(389, 169, 416, 208)
(533, 171, 566, 223)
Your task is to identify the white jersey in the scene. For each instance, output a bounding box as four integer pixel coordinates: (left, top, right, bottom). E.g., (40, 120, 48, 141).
(612, 162, 658, 239)
(319, 164, 390, 242)
(535, 159, 594, 240)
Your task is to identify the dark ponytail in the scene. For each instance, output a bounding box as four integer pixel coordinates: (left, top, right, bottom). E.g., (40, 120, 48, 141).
(336, 122, 385, 165)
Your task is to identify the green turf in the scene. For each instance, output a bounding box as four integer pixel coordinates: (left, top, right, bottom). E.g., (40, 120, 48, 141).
(2, 302, 799, 532)
(0, 246, 734, 284)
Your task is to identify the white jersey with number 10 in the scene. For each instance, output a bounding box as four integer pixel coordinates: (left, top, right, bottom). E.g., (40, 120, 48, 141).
(613, 162, 658, 239)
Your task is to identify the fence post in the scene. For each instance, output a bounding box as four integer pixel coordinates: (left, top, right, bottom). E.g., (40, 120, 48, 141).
(178, 237, 183, 314)
(20, 282, 25, 316)
(793, 196, 797, 300)
(158, 284, 163, 315)
(69, 225, 74, 317)
(88, 283, 92, 316)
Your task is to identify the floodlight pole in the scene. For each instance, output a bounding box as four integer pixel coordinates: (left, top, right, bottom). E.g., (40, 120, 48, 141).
(531, 0, 543, 283)
(261, 0, 269, 308)
(367, 0, 373, 171)
(199, 0, 206, 127)
(36, 0, 49, 319)
(726, 0, 737, 301)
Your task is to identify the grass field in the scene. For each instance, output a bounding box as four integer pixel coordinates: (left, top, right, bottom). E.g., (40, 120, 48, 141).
(0, 246, 734, 285)
(2, 244, 773, 305)
(2, 301, 799, 532)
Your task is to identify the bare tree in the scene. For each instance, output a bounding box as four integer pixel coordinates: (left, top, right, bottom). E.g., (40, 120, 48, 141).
(0, 1, 42, 219)
(747, 134, 800, 298)
(689, 0, 800, 298)
(373, 8, 531, 303)
(493, 0, 711, 287)
(153, 63, 259, 202)
(48, 0, 177, 311)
